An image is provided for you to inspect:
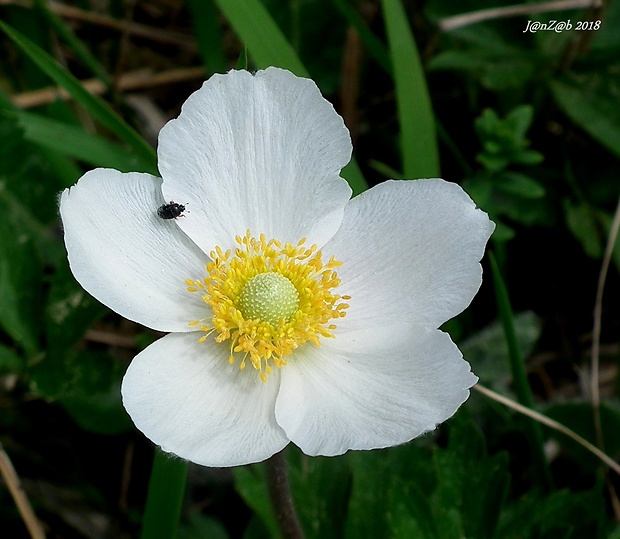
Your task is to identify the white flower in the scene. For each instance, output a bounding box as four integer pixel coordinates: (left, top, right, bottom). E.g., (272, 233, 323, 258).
(60, 67, 495, 467)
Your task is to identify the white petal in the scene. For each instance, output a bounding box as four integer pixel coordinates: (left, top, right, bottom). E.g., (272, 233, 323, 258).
(121, 332, 289, 467)
(158, 67, 352, 252)
(60, 169, 211, 332)
(325, 179, 495, 331)
(275, 326, 477, 456)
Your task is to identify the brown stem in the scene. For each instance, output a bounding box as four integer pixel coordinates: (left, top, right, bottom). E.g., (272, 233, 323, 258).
(265, 448, 305, 539)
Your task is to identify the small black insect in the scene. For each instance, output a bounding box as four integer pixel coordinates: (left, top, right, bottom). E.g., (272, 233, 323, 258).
(157, 201, 187, 220)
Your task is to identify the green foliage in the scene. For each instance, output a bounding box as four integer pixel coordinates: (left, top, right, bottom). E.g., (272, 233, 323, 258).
(1, 0, 619, 536)
(382, 0, 439, 178)
(463, 106, 548, 240)
(475, 106, 543, 173)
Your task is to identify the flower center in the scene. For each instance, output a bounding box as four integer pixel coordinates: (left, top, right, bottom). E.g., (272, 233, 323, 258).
(186, 231, 350, 382)
(238, 272, 300, 325)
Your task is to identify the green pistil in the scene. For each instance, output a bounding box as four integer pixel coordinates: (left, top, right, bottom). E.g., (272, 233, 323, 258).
(238, 272, 300, 325)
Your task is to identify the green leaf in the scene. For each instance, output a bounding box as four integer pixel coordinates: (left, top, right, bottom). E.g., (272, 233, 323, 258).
(288, 449, 350, 539)
(497, 488, 608, 539)
(0, 20, 157, 174)
(0, 344, 22, 374)
(489, 252, 552, 490)
(544, 401, 620, 466)
(30, 349, 118, 401)
(185, 0, 228, 75)
(345, 444, 435, 539)
(0, 207, 42, 356)
(31, 0, 111, 85)
(563, 199, 603, 259)
(179, 513, 229, 539)
(461, 311, 542, 391)
(551, 77, 620, 159)
(9, 110, 146, 172)
(45, 259, 107, 353)
(233, 463, 279, 538)
(62, 383, 133, 435)
(387, 478, 438, 539)
(381, 0, 439, 178)
(141, 451, 188, 539)
(212, 0, 308, 76)
(432, 416, 510, 539)
(496, 172, 545, 199)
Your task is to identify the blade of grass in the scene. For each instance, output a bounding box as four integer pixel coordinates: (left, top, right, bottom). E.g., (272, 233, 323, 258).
(185, 0, 228, 75)
(32, 0, 111, 86)
(331, 0, 392, 75)
(212, 0, 308, 76)
(488, 251, 553, 490)
(381, 0, 439, 178)
(213, 0, 368, 195)
(141, 450, 188, 539)
(0, 20, 157, 175)
(9, 110, 146, 172)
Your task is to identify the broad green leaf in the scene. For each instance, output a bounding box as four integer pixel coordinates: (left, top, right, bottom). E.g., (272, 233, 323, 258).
(381, 0, 439, 178)
(345, 444, 435, 539)
(387, 478, 438, 539)
(62, 383, 133, 435)
(432, 415, 510, 539)
(30, 349, 118, 401)
(288, 449, 350, 539)
(0, 20, 157, 174)
(497, 488, 608, 539)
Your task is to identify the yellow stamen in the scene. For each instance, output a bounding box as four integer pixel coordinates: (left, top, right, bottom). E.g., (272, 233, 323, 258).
(186, 230, 349, 381)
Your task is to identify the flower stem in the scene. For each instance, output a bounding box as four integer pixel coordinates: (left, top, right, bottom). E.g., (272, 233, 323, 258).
(265, 449, 304, 539)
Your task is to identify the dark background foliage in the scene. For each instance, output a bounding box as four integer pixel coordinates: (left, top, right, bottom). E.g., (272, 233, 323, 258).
(1, 0, 619, 537)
